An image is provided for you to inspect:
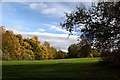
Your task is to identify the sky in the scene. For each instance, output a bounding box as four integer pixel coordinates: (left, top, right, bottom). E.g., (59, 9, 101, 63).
(1, 2, 91, 52)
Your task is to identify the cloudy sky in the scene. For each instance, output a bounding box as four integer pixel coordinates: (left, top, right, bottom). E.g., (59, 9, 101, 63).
(1, 2, 91, 52)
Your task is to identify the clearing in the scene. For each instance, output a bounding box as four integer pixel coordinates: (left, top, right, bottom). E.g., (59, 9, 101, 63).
(2, 58, 120, 80)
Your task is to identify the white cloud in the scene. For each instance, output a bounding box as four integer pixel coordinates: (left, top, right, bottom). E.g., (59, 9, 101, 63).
(2, 0, 95, 2)
(50, 3, 72, 15)
(42, 8, 57, 14)
(1, 0, 94, 2)
(20, 32, 79, 52)
(15, 25, 30, 30)
(28, 2, 58, 14)
(5, 25, 30, 33)
(45, 24, 69, 34)
(29, 2, 47, 9)
(45, 24, 77, 34)
(38, 28, 46, 32)
(22, 2, 72, 16)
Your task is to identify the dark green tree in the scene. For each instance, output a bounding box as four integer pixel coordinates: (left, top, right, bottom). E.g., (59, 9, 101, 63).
(79, 44, 91, 57)
(55, 50, 67, 59)
(68, 43, 92, 58)
(68, 44, 81, 58)
(61, 2, 120, 64)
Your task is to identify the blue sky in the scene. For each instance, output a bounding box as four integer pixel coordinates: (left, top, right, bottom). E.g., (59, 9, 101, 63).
(1, 2, 91, 52)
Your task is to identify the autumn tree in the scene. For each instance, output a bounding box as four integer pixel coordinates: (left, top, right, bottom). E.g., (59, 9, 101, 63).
(2, 28, 21, 60)
(1, 27, 37, 60)
(21, 41, 34, 60)
(0, 26, 4, 60)
(16, 34, 23, 46)
(24, 36, 44, 60)
(0, 26, 4, 50)
(43, 41, 53, 59)
(1, 26, 58, 60)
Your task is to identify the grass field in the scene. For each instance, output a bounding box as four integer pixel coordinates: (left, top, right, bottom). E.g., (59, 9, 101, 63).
(2, 58, 120, 80)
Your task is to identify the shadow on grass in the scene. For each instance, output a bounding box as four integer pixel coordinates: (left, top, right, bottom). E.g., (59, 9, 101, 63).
(2, 62, 120, 80)
(2, 77, 120, 80)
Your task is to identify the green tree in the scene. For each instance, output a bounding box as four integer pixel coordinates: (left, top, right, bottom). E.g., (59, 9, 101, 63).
(68, 44, 81, 58)
(51, 47, 57, 59)
(61, 1, 120, 65)
(55, 50, 67, 59)
(68, 43, 92, 58)
(79, 44, 91, 57)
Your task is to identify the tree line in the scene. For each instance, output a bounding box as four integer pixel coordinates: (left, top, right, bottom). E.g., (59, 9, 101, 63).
(1, 26, 102, 60)
(68, 43, 101, 58)
(0, 26, 67, 60)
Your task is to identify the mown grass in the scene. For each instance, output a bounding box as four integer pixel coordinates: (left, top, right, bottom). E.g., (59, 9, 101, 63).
(2, 58, 120, 80)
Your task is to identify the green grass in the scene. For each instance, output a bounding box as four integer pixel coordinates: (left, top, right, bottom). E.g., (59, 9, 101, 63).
(2, 58, 120, 80)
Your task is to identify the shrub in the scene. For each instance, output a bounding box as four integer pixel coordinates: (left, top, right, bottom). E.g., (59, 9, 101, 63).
(101, 50, 120, 66)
